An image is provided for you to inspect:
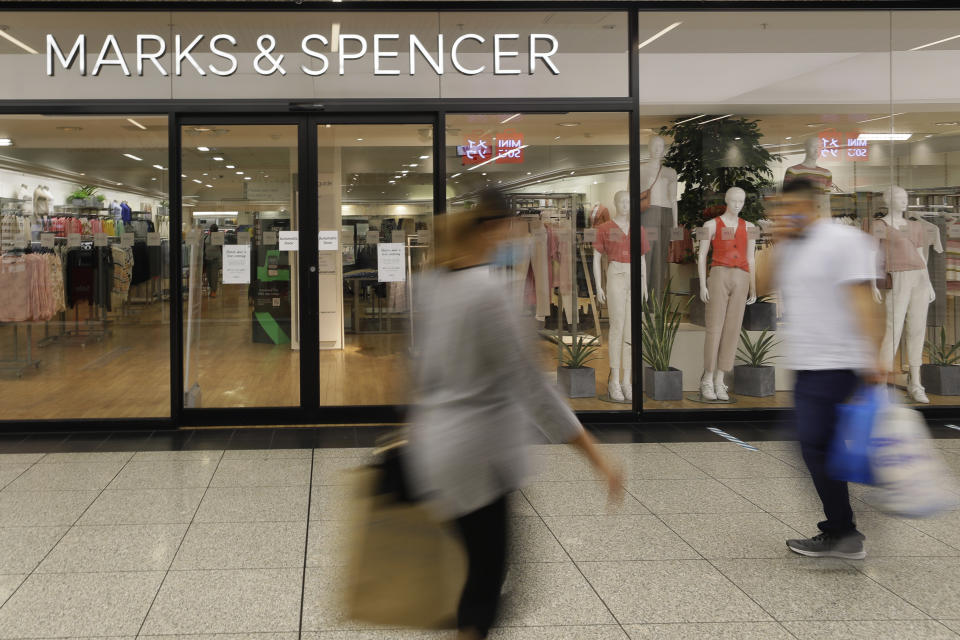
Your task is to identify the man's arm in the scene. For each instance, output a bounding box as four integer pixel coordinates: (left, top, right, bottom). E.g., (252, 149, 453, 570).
(848, 281, 886, 382)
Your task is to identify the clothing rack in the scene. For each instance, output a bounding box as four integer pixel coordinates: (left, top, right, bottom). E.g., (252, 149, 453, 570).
(0, 323, 41, 377)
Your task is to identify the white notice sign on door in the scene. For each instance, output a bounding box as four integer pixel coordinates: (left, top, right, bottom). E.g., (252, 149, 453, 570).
(222, 245, 251, 284)
(279, 230, 299, 251)
(318, 230, 338, 251)
(377, 243, 406, 282)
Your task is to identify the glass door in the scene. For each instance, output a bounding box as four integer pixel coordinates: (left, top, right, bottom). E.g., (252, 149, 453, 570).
(180, 122, 302, 410)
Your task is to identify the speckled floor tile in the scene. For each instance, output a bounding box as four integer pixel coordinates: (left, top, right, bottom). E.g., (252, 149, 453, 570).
(773, 511, 960, 557)
(509, 490, 537, 516)
(0, 526, 69, 573)
(302, 631, 448, 639)
(749, 441, 800, 451)
(661, 442, 744, 454)
(624, 622, 795, 639)
(763, 449, 807, 469)
(858, 556, 960, 618)
(529, 453, 602, 482)
(489, 627, 629, 639)
(78, 488, 206, 525)
(7, 461, 125, 491)
(310, 484, 363, 520)
(222, 448, 314, 459)
(544, 514, 698, 561)
(509, 516, 568, 562)
(194, 486, 309, 522)
(0, 570, 164, 638)
(719, 477, 843, 513)
(140, 568, 302, 634)
(0, 453, 45, 464)
(623, 453, 709, 480)
(904, 510, 960, 549)
(0, 574, 26, 608)
(140, 634, 299, 640)
(131, 450, 223, 461)
(671, 451, 806, 479)
(711, 558, 926, 621)
(300, 566, 378, 630)
(0, 490, 99, 526)
(661, 513, 804, 559)
(782, 620, 959, 639)
(36, 523, 186, 573)
(941, 620, 960, 634)
(108, 459, 219, 490)
(313, 458, 367, 485)
(626, 479, 762, 515)
(305, 519, 353, 567)
(0, 463, 30, 489)
(578, 560, 770, 624)
(497, 562, 616, 626)
(40, 451, 134, 464)
(522, 481, 649, 516)
(210, 459, 312, 487)
(174, 521, 306, 569)
(313, 448, 375, 459)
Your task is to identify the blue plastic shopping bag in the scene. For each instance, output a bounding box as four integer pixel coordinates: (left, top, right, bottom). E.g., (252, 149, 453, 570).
(827, 385, 887, 484)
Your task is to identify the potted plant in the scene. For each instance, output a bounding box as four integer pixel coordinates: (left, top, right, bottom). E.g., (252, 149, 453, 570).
(68, 184, 99, 208)
(742, 294, 778, 331)
(557, 336, 600, 398)
(921, 327, 960, 396)
(642, 280, 689, 401)
(733, 328, 780, 397)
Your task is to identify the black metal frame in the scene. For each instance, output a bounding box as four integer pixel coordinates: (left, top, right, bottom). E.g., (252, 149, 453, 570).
(1, 0, 957, 432)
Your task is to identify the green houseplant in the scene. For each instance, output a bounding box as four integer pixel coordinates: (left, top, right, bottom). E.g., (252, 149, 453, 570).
(658, 116, 781, 231)
(733, 328, 781, 397)
(68, 184, 100, 208)
(641, 280, 690, 401)
(921, 327, 960, 396)
(557, 336, 600, 398)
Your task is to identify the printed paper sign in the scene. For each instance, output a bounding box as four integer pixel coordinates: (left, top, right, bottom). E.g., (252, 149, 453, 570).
(185, 230, 199, 244)
(747, 226, 760, 241)
(147, 233, 161, 247)
(646, 227, 660, 243)
(211, 231, 225, 246)
(583, 229, 597, 243)
(222, 245, 251, 284)
(318, 230, 338, 251)
(695, 226, 709, 241)
(366, 230, 380, 245)
(721, 226, 736, 241)
(377, 243, 406, 282)
(417, 230, 432, 245)
(391, 230, 406, 243)
(40, 233, 55, 249)
(94, 232, 108, 247)
(279, 230, 299, 251)
(237, 231, 251, 245)
(121, 232, 135, 248)
(670, 227, 685, 242)
(263, 231, 278, 245)
(67, 233, 81, 247)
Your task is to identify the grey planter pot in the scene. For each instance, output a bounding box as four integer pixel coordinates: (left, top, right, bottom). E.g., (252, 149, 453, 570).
(920, 364, 960, 396)
(70, 198, 85, 207)
(557, 366, 596, 398)
(733, 365, 776, 397)
(688, 278, 705, 327)
(643, 366, 683, 401)
(742, 301, 777, 331)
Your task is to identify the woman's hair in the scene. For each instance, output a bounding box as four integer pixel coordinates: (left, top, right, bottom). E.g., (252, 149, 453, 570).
(435, 188, 511, 266)
(209, 223, 219, 232)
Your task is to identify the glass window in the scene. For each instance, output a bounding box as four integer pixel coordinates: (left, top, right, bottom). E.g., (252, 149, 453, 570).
(0, 114, 170, 419)
(445, 112, 630, 411)
(636, 12, 893, 410)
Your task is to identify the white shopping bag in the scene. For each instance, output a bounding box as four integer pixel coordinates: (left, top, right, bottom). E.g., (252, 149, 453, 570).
(867, 403, 960, 518)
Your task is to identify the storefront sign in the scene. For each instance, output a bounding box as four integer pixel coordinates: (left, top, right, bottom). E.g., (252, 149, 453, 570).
(318, 230, 338, 251)
(820, 129, 869, 162)
(495, 130, 525, 164)
(278, 230, 299, 251)
(459, 138, 492, 165)
(40, 233, 55, 249)
(246, 182, 290, 201)
(377, 242, 405, 282)
(45, 32, 560, 78)
(223, 244, 251, 284)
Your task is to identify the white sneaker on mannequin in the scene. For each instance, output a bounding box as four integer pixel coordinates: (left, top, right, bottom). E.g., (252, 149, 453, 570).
(623, 379, 633, 402)
(909, 383, 929, 404)
(609, 379, 625, 402)
(700, 377, 717, 401)
(715, 382, 730, 401)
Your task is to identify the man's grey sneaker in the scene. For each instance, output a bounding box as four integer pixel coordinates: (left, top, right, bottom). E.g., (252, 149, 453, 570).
(786, 532, 866, 560)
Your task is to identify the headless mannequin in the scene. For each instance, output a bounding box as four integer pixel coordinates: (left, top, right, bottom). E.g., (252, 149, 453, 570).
(698, 187, 757, 401)
(876, 185, 935, 403)
(784, 138, 833, 218)
(594, 190, 648, 403)
(640, 135, 679, 299)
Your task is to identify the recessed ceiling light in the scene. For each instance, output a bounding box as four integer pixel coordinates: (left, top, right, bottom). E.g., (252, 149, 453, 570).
(356, 138, 364, 142)
(409, 163, 418, 167)
(419, 155, 429, 159)
(0, 138, 12, 147)
(205, 184, 213, 188)
(126, 118, 147, 131)
(935, 122, 959, 126)
(196, 146, 209, 152)
(213, 156, 224, 161)
(925, 134, 934, 138)
(0, 28, 39, 54)
(226, 164, 235, 169)
(451, 172, 462, 178)
(482, 172, 487, 176)
(909, 33, 960, 51)
(858, 133, 913, 141)
(235, 171, 244, 175)
(389, 180, 396, 184)
(500, 113, 521, 124)
(785, 136, 793, 140)
(244, 176, 252, 180)
(637, 21, 682, 50)
(570, 171, 575, 175)
(153, 164, 164, 170)
(554, 136, 561, 140)
(123, 153, 143, 161)
(181, 174, 187, 178)
(192, 179, 202, 184)
(526, 171, 531, 175)
(56, 126, 82, 133)
(857, 113, 905, 124)
(806, 122, 824, 128)
(557, 122, 581, 127)
(151, 177, 157, 181)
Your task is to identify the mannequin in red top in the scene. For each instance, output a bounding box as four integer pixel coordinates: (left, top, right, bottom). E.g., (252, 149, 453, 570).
(697, 187, 758, 401)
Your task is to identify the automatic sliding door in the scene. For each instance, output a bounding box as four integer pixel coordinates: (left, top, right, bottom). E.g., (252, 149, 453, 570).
(180, 123, 301, 409)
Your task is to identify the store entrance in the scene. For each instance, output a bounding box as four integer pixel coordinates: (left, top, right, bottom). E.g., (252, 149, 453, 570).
(178, 116, 435, 421)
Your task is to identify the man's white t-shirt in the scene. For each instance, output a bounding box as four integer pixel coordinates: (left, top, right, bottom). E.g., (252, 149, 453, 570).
(777, 220, 879, 371)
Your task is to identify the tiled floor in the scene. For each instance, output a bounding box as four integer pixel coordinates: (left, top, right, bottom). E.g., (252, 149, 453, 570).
(2, 427, 960, 639)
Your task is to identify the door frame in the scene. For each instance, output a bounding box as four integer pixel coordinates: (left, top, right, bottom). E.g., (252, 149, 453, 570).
(175, 111, 440, 427)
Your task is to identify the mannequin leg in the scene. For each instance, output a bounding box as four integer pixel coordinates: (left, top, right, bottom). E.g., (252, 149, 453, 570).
(904, 270, 930, 402)
(880, 273, 910, 372)
(717, 269, 750, 372)
(606, 265, 628, 401)
(703, 268, 732, 373)
(562, 293, 577, 326)
(532, 231, 550, 320)
(513, 241, 532, 312)
(622, 283, 633, 401)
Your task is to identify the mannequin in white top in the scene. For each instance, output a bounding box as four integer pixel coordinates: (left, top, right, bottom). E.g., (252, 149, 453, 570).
(697, 187, 757, 401)
(594, 190, 647, 403)
(876, 185, 935, 403)
(783, 138, 833, 218)
(641, 135, 679, 299)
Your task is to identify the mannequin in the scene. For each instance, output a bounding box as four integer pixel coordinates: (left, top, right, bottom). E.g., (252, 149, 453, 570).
(593, 190, 649, 402)
(784, 138, 833, 217)
(640, 135, 679, 298)
(697, 187, 757, 401)
(33, 185, 51, 217)
(16, 184, 29, 203)
(875, 185, 935, 403)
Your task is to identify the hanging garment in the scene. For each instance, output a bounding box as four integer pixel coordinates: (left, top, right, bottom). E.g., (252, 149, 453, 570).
(710, 217, 750, 272)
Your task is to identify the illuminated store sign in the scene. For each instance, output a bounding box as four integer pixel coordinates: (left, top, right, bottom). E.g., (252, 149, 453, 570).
(820, 128, 869, 162)
(45, 32, 561, 77)
(495, 131, 525, 164)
